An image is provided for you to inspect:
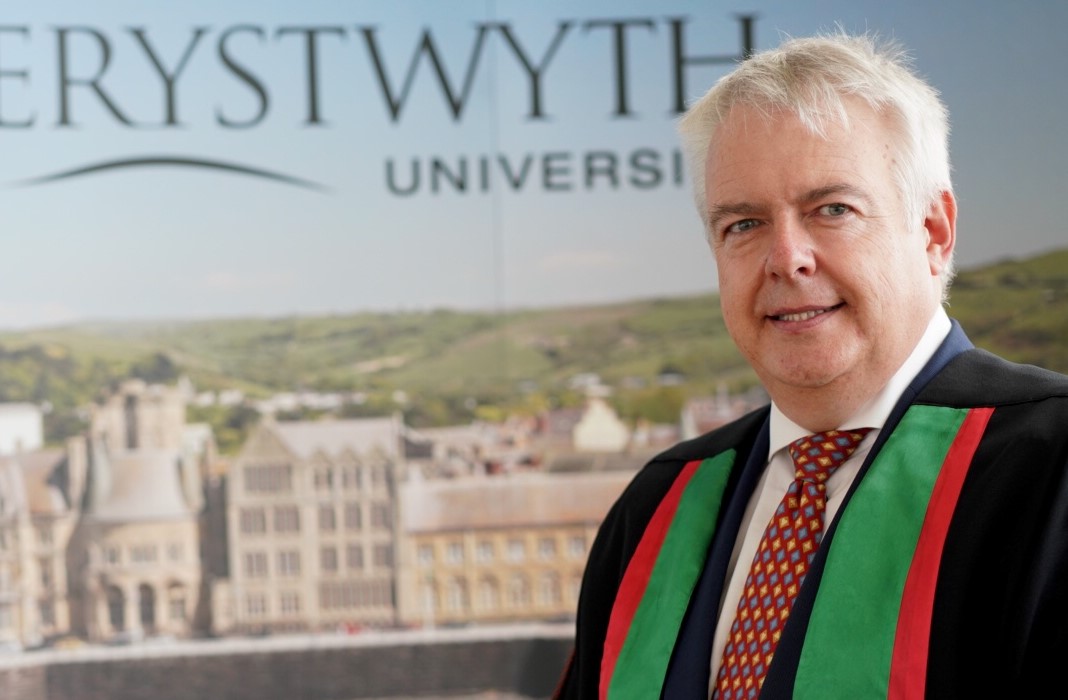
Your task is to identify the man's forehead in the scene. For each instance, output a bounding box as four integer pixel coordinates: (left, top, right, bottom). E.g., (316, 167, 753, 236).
(703, 105, 899, 226)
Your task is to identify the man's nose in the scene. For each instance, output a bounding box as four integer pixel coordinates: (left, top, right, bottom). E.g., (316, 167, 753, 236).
(764, 219, 816, 279)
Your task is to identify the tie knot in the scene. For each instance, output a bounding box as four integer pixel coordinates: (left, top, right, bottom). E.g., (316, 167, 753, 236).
(788, 428, 872, 482)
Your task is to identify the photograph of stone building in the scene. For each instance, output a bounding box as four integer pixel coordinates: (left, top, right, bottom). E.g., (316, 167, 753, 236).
(0, 367, 759, 664)
(217, 415, 414, 635)
(0, 445, 76, 649)
(67, 380, 207, 643)
(398, 471, 636, 629)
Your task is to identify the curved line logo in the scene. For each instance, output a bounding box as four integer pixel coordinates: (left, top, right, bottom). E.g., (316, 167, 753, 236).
(9, 156, 330, 193)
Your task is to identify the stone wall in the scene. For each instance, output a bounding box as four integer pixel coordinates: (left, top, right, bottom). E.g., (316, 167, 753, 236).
(0, 624, 573, 700)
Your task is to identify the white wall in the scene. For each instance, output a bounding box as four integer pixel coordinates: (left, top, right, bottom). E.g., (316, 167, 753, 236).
(0, 404, 43, 455)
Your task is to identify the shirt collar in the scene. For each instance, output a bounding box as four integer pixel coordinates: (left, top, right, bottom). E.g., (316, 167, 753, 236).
(768, 306, 952, 456)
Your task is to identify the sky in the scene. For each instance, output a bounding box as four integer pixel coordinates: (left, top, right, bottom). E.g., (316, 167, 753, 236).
(0, 0, 1064, 329)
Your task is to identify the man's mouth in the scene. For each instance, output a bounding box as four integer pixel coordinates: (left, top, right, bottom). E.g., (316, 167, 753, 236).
(769, 302, 845, 322)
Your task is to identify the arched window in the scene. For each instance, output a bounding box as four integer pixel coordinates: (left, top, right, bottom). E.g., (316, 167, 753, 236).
(139, 583, 156, 630)
(445, 577, 469, 613)
(420, 579, 439, 621)
(106, 585, 125, 630)
(477, 576, 500, 611)
(507, 574, 530, 609)
(538, 572, 562, 606)
(167, 583, 186, 622)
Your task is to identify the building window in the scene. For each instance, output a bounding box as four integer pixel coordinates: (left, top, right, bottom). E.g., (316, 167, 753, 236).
(507, 539, 526, 563)
(244, 464, 292, 493)
(280, 591, 301, 615)
(169, 587, 186, 621)
(130, 544, 158, 564)
(446, 541, 464, 565)
(240, 508, 267, 535)
(278, 550, 301, 577)
(476, 541, 494, 563)
(370, 503, 391, 529)
(244, 551, 268, 578)
(314, 468, 334, 491)
(319, 581, 389, 611)
(342, 466, 363, 489)
(103, 545, 121, 566)
(321, 547, 338, 574)
(538, 572, 562, 606)
(417, 544, 434, 566)
(421, 582, 438, 618)
(246, 593, 267, 618)
(538, 537, 557, 561)
(106, 586, 124, 629)
(477, 577, 499, 611)
(140, 584, 157, 630)
(344, 503, 361, 530)
(39, 601, 55, 627)
(39, 558, 53, 589)
(567, 535, 586, 559)
(346, 544, 364, 570)
(507, 574, 530, 608)
(273, 506, 300, 533)
(36, 526, 53, 547)
(319, 505, 337, 532)
(167, 543, 184, 562)
(445, 577, 469, 613)
(373, 544, 393, 568)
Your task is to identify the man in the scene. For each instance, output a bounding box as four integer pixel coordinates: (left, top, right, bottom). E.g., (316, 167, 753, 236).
(554, 32, 1068, 699)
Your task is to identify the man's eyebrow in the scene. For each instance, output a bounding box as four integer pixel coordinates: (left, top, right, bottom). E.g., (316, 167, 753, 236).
(707, 202, 762, 232)
(800, 183, 876, 208)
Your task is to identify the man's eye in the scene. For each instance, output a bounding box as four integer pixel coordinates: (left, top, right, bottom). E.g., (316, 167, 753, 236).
(818, 203, 851, 216)
(725, 219, 759, 234)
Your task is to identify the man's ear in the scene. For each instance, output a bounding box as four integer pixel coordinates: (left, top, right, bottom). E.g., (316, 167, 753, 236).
(924, 190, 957, 276)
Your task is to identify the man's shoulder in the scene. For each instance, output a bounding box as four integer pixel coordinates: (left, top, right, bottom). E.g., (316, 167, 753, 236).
(921, 348, 1068, 407)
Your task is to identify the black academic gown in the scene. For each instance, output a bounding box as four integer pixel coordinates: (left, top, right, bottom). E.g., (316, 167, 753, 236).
(555, 322, 1068, 699)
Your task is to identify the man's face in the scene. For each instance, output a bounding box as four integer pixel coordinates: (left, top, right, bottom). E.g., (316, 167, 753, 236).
(705, 100, 952, 418)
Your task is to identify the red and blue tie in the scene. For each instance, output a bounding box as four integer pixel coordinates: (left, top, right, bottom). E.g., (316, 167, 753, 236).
(713, 428, 872, 699)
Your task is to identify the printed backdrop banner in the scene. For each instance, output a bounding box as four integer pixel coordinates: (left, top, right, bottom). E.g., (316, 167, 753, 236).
(0, 0, 1065, 328)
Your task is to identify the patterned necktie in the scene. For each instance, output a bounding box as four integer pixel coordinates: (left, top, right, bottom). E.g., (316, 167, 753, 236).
(713, 428, 872, 699)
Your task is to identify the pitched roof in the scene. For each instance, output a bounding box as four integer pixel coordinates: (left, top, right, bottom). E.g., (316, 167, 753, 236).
(86, 449, 194, 522)
(402, 471, 636, 532)
(271, 417, 402, 460)
(18, 449, 67, 515)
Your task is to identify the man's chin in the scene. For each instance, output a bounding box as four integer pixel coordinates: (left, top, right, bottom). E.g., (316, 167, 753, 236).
(758, 359, 845, 393)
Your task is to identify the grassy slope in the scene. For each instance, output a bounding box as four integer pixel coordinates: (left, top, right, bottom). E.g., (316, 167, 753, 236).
(0, 248, 1064, 423)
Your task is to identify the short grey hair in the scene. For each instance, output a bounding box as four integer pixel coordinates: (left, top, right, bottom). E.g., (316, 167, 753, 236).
(678, 32, 955, 288)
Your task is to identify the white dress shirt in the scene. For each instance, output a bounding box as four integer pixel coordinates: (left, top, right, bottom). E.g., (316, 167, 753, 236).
(707, 307, 953, 695)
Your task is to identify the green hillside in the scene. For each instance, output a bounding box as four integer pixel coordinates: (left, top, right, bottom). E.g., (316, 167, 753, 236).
(1, 248, 1065, 451)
